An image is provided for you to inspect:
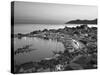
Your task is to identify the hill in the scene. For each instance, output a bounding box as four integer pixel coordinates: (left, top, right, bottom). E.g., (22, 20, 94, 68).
(66, 19, 97, 24)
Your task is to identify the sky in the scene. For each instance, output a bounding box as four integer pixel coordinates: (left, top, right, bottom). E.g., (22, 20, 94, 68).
(14, 1, 98, 24)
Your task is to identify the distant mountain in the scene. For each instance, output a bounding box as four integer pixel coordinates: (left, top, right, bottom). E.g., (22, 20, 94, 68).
(66, 19, 97, 24)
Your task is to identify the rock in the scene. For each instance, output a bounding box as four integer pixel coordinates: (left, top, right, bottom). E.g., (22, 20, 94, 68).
(70, 55, 94, 69)
(69, 63, 83, 70)
(44, 57, 52, 60)
(42, 68, 51, 72)
(55, 64, 64, 71)
(71, 39, 85, 49)
(19, 68, 24, 73)
(68, 48, 75, 53)
(37, 68, 44, 72)
(93, 64, 97, 68)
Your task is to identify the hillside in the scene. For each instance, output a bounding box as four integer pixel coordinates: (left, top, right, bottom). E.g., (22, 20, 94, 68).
(66, 19, 97, 24)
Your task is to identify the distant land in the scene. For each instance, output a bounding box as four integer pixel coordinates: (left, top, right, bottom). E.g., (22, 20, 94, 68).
(66, 19, 97, 24)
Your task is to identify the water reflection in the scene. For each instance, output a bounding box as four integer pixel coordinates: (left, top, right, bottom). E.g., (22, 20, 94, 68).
(14, 37, 65, 65)
(14, 44, 37, 55)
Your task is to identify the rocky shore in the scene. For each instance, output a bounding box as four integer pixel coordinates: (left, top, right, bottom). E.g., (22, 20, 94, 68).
(14, 24, 97, 73)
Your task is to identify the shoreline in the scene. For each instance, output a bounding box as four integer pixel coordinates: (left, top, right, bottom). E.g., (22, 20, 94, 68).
(14, 24, 97, 73)
(14, 24, 97, 34)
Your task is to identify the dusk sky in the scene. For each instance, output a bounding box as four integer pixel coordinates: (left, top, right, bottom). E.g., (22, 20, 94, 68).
(14, 1, 98, 24)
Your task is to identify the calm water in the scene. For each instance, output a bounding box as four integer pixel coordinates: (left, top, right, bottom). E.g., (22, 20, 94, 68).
(14, 24, 97, 34)
(14, 24, 97, 65)
(14, 37, 65, 65)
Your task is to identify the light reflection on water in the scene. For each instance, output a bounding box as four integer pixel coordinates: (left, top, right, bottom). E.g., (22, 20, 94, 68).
(14, 24, 97, 34)
(14, 37, 65, 65)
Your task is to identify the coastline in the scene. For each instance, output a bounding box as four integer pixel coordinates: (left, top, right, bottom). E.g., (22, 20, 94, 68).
(14, 24, 97, 73)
